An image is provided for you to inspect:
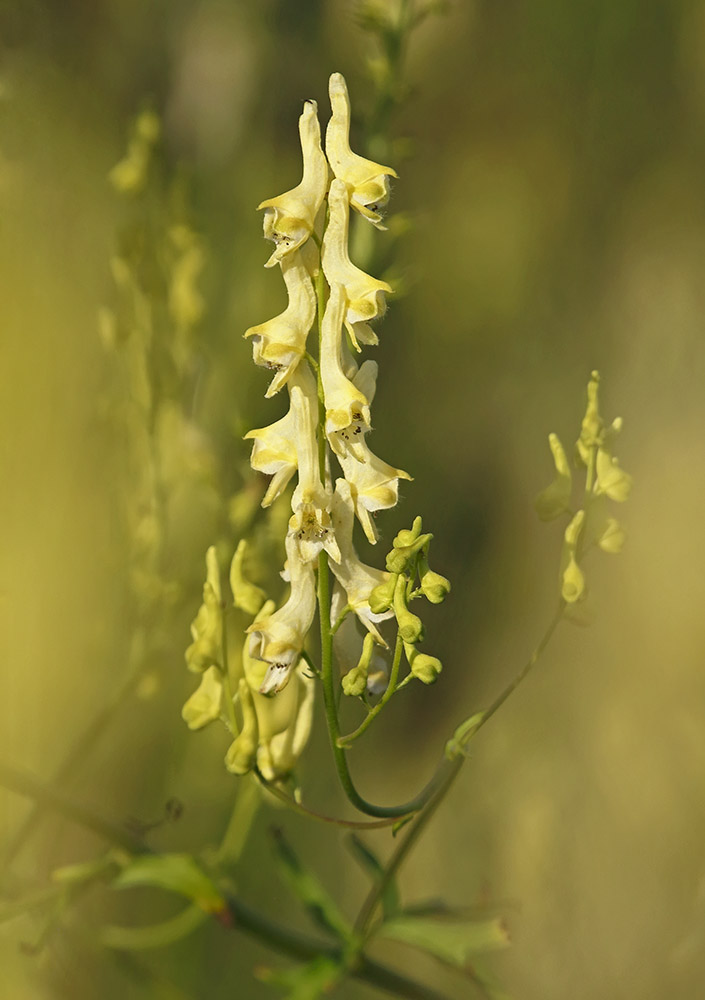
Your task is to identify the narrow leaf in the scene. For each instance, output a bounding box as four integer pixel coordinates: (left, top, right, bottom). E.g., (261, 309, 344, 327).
(377, 914, 509, 968)
(102, 904, 208, 950)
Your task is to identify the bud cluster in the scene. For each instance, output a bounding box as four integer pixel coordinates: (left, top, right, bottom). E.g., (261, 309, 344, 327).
(535, 371, 632, 613)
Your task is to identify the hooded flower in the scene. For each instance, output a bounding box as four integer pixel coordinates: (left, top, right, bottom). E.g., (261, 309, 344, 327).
(326, 73, 397, 229)
(246, 533, 317, 695)
(258, 100, 329, 268)
(185, 546, 223, 672)
(244, 364, 316, 507)
(243, 639, 315, 781)
(181, 665, 223, 730)
(329, 479, 394, 643)
(337, 439, 412, 544)
(321, 179, 392, 348)
(288, 383, 341, 564)
(320, 282, 376, 456)
(244, 252, 316, 397)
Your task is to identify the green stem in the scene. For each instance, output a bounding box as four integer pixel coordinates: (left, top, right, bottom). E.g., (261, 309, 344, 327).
(337, 631, 404, 747)
(0, 761, 454, 1000)
(225, 893, 455, 1000)
(354, 603, 566, 936)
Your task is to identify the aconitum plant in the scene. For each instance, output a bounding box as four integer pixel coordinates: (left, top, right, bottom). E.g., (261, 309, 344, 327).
(176, 72, 631, 998)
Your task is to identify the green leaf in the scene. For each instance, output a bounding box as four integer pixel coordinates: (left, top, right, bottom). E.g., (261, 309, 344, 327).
(346, 835, 399, 919)
(112, 853, 225, 914)
(272, 829, 351, 941)
(377, 914, 509, 968)
(102, 904, 208, 950)
(257, 957, 344, 1000)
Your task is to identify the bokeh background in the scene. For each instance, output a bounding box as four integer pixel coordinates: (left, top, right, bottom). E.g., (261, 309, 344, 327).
(3, 1, 705, 997)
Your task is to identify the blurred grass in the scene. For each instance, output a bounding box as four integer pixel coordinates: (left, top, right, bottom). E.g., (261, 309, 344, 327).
(2, 0, 705, 997)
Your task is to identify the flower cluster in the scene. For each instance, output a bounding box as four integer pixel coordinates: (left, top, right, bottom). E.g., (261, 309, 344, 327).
(182, 73, 449, 782)
(535, 370, 632, 614)
(244, 74, 409, 698)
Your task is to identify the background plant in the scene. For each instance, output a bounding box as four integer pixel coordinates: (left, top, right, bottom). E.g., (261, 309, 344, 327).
(2, 1, 704, 998)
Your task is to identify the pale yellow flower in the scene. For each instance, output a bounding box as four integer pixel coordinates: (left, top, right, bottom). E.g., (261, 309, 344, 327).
(246, 533, 317, 694)
(244, 252, 316, 397)
(185, 546, 223, 672)
(258, 100, 328, 268)
(320, 283, 374, 456)
(321, 179, 392, 348)
(326, 73, 397, 229)
(337, 439, 412, 544)
(244, 364, 316, 508)
(181, 665, 223, 730)
(288, 384, 342, 564)
(329, 479, 394, 643)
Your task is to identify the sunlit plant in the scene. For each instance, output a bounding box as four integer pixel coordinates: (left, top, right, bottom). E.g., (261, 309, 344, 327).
(0, 6, 631, 999)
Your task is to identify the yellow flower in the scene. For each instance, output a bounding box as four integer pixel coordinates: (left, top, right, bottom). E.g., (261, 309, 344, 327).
(244, 364, 316, 508)
(321, 179, 392, 348)
(244, 252, 316, 397)
(535, 433, 572, 521)
(185, 546, 223, 672)
(288, 384, 342, 564)
(181, 665, 223, 730)
(337, 440, 412, 544)
(258, 100, 328, 268)
(329, 479, 394, 643)
(246, 533, 317, 695)
(326, 73, 397, 229)
(320, 283, 374, 456)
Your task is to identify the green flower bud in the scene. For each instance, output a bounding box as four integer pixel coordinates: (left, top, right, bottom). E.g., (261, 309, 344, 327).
(229, 539, 267, 617)
(225, 679, 259, 776)
(342, 633, 376, 697)
(393, 517, 424, 548)
(560, 510, 586, 603)
(393, 575, 424, 644)
(561, 553, 585, 604)
(418, 553, 451, 604)
(368, 573, 397, 614)
(404, 641, 442, 684)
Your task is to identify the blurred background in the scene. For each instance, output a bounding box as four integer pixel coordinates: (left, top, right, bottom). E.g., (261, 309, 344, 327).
(2, 0, 705, 997)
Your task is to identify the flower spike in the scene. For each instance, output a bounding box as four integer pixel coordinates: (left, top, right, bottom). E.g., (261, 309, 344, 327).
(329, 479, 394, 643)
(326, 72, 397, 229)
(258, 100, 328, 268)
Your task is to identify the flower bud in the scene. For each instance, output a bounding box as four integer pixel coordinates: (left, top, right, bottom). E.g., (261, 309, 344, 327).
(418, 552, 451, 604)
(229, 539, 266, 617)
(368, 573, 397, 614)
(342, 633, 377, 697)
(404, 642, 442, 684)
(393, 575, 424, 644)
